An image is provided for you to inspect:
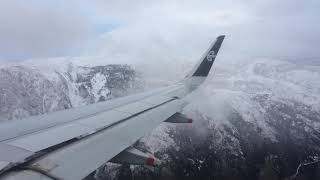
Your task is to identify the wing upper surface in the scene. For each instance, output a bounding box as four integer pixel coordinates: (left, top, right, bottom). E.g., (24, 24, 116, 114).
(0, 84, 187, 179)
(0, 35, 225, 180)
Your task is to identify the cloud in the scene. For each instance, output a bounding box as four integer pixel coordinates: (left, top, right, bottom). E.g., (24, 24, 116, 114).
(0, 0, 319, 62)
(87, 0, 320, 62)
(0, 0, 95, 61)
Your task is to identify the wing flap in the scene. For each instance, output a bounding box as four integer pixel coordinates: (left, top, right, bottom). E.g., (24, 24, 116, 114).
(77, 110, 129, 129)
(28, 99, 185, 180)
(140, 95, 173, 105)
(6, 123, 93, 152)
(114, 101, 156, 114)
(0, 85, 185, 177)
(0, 143, 32, 163)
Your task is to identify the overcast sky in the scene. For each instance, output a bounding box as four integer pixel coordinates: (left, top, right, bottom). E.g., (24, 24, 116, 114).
(0, 0, 319, 62)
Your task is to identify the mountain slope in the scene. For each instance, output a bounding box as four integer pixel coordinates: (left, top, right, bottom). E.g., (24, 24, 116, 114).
(94, 58, 320, 180)
(0, 63, 143, 121)
(0, 58, 319, 180)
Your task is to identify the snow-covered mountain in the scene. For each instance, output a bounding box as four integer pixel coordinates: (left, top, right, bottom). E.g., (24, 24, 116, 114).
(93, 58, 320, 180)
(0, 62, 143, 121)
(0, 57, 319, 180)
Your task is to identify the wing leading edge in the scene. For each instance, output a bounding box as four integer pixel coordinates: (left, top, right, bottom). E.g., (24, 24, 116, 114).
(0, 35, 225, 180)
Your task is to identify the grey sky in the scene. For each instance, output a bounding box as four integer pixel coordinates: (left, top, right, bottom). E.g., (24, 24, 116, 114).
(0, 0, 319, 61)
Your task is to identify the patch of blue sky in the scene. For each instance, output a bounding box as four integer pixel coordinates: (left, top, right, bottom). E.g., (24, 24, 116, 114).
(94, 24, 119, 34)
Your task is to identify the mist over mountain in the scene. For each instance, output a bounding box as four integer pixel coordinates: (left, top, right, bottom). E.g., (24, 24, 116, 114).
(0, 1, 319, 179)
(93, 58, 320, 180)
(0, 57, 319, 180)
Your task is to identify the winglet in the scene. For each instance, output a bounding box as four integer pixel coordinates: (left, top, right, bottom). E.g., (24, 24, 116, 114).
(187, 35, 225, 77)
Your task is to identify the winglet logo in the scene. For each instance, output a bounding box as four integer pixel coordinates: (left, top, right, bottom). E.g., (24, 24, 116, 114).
(206, 51, 216, 62)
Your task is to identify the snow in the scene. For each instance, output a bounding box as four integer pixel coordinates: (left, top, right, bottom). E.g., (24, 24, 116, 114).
(0, 60, 142, 121)
(91, 73, 109, 102)
(141, 57, 320, 151)
(139, 124, 177, 154)
(0, 55, 319, 163)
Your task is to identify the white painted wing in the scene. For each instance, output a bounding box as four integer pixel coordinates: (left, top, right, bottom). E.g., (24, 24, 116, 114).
(0, 84, 187, 179)
(0, 35, 225, 180)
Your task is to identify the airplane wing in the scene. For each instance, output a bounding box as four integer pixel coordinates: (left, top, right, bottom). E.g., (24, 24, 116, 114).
(0, 35, 225, 180)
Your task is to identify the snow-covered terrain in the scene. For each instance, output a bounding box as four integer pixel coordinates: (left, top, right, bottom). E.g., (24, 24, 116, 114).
(0, 61, 143, 121)
(0, 57, 319, 180)
(131, 58, 320, 180)
(94, 58, 320, 180)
